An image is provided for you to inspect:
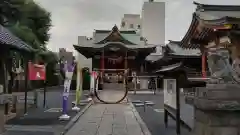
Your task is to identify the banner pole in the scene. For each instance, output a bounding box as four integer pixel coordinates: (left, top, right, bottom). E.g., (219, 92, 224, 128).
(43, 63, 47, 108)
(72, 58, 81, 111)
(59, 62, 74, 120)
(88, 71, 96, 101)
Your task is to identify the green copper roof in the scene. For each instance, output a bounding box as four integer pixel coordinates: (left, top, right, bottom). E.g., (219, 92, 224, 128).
(121, 33, 142, 45)
(94, 25, 142, 45)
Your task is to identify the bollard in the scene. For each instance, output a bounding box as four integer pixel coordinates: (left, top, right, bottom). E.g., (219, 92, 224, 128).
(72, 61, 81, 111)
(154, 78, 157, 95)
(143, 101, 146, 112)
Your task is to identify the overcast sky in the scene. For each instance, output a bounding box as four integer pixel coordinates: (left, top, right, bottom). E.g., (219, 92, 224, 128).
(34, 0, 240, 54)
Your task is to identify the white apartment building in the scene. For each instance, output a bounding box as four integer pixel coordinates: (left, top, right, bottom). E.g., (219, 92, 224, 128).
(77, 36, 92, 70)
(141, 1, 165, 56)
(120, 14, 141, 32)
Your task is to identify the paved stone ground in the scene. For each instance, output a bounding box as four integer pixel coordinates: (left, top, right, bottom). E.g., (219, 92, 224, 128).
(6, 89, 90, 125)
(129, 92, 192, 135)
(66, 87, 150, 135)
(2, 87, 91, 135)
(65, 103, 149, 135)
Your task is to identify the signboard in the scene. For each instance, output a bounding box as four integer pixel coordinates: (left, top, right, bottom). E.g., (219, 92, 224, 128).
(163, 79, 177, 109)
(28, 62, 46, 80)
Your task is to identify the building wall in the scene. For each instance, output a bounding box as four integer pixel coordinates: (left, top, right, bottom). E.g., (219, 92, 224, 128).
(58, 48, 74, 64)
(77, 36, 92, 70)
(141, 1, 165, 53)
(120, 14, 141, 32)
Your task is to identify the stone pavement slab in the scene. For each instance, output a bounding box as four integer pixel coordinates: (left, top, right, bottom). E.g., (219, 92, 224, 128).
(65, 103, 151, 135)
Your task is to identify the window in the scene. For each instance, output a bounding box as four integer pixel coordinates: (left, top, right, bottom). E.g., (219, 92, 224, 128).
(137, 24, 141, 29)
(121, 21, 126, 27)
(130, 24, 134, 28)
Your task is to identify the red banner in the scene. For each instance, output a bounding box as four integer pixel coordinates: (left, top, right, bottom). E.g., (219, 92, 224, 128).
(28, 62, 46, 80)
(91, 71, 98, 79)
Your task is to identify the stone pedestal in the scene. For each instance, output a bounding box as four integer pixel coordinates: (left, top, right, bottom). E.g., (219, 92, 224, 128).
(192, 84, 240, 135)
(0, 104, 5, 133)
(0, 94, 12, 133)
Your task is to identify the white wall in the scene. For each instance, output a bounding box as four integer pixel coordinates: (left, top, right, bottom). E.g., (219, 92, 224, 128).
(120, 14, 141, 31)
(77, 36, 92, 70)
(141, 2, 165, 53)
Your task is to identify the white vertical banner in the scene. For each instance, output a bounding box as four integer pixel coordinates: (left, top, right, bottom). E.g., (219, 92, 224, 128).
(59, 63, 75, 120)
(95, 76, 99, 91)
(90, 72, 95, 93)
(163, 79, 177, 109)
(63, 70, 74, 97)
(90, 71, 97, 93)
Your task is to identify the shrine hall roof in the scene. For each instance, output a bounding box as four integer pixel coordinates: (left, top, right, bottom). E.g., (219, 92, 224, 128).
(73, 43, 156, 58)
(93, 25, 143, 45)
(166, 40, 201, 56)
(194, 1, 240, 11)
(180, 2, 240, 49)
(95, 29, 136, 34)
(93, 32, 143, 45)
(148, 41, 200, 63)
(74, 25, 156, 58)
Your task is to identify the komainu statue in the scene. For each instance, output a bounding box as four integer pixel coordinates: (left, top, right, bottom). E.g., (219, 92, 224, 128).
(207, 48, 240, 84)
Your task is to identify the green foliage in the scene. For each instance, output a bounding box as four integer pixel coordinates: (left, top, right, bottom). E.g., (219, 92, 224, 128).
(0, 0, 58, 63)
(0, 0, 51, 50)
(7, 22, 41, 49)
(40, 51, 59, 64)
(0, 0, 22, 25)
(16, 0, 52, 46)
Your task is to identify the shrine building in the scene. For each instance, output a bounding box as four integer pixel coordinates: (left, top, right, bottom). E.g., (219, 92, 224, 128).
(73, 25, 156, 74)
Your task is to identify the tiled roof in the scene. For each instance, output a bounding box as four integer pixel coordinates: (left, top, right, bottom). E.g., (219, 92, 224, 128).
(155, 62, 182, 72)
(167, 41, 201, 56)
(180, 2, 240, 49)
(0, 24, 34, 52)
(194, 1, 240, 11)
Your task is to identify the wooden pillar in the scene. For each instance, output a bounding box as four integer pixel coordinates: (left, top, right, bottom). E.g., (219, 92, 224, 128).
(145, 62, 146, 72)
(124, 51, 128, 70)
(140, 64, 144, 73)
(24, 56, 29, 114)
(201, 52, 207, 78)
(100, 50, 104, 90)
(101, 50, 105, 71)
(200, 45, 207, 78)
(124, 51, 128, 86)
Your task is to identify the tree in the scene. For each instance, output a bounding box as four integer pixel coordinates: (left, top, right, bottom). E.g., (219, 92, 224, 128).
(0, 0, 22, 25)
(7, 22, 41, 49)
(0, 0, 51, 50)
(16, 0, 51, 48)
(1, 0, 62, 90)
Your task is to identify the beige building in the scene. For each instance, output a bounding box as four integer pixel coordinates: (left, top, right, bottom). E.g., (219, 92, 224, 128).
(58, 48, 74, 64)
(120, 14, 141, 32)
(141, 1, 165, 53)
